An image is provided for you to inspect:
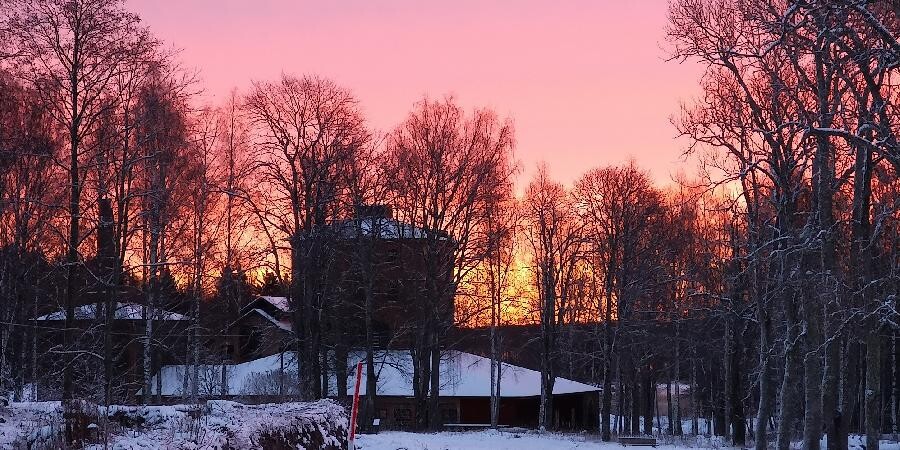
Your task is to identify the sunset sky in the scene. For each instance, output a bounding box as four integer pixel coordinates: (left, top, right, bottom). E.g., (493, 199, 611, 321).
(128, 0, 704, 188)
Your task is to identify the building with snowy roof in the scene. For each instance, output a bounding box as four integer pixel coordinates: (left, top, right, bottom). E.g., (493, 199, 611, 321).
(31, 301, 191, 403)
(145, 349, 599, 430)
(223, 205, 457, 365)
(220, 295, 294, 362)
(34, 302, 188, 322)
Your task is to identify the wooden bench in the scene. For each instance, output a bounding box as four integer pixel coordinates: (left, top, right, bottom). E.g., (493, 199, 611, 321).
(619, 436, 657, 447)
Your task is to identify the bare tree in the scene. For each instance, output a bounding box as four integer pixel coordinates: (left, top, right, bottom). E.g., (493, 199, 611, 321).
(384, 96, 515, 430)
(523, 164, 583, 431)
(135, 73, 189, 404)
(245, 74, 370, 400)
(4, 0, 152, 419)
(483, 185, 520, 428)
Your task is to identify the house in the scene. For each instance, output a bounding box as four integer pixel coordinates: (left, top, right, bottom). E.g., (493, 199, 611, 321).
(340, 350, 599, 430)
(222, 296, 293, 362)
(33, 301, 190, 403)
(319, 204, 457, 348)
(225, 205, 457, 363)
(146, 350, 600, 430)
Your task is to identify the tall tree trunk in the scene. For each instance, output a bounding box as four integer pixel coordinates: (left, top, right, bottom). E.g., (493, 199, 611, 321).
(191, 244, 201, 405)
(363, 267, 377, 432)
(692, 348, 699, 436)
(98, 198, 116, 406)
(428, 337, 442, 431)
(823, 316, 841, 450)
(539, 267, 556, 432)
(674, 335, 682, 436)
(803, 289, 825, 450)
(631, 373, 640, 435)
(644, 371, 653, 435)
(865, 333, 882, 450)
(490, 291, 501, 428)
(413, 340, 431, 430)
(892, 334, 898, 436)
(724, 317, 734, 442)
(601, 342, 613, 440)
(601, 268, 615, 441)
(729, 330, 746, 446)
(618, 361, 625, 435)
(666, 373, 675, 436)
(777, 299, 802, 450)
(756, 302, 776, 450)
(846, 117, 874, 450)
(292, 237, 311, 400)
(143, 226, 159, 405)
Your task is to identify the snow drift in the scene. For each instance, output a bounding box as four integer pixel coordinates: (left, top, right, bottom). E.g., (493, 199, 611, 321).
(0, 399, 348, 449)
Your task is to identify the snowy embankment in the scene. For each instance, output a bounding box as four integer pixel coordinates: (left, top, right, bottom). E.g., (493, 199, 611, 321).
(0, 401, 60, 448)
(0, 399, 348, 449)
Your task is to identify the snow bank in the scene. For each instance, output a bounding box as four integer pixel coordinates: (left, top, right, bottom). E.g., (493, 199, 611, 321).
(0, 399, 348, 449)
(0, 401, 63, 448)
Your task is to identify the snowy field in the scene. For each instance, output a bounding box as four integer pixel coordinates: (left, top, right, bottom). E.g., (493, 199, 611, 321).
(3, 401, 899, 450)
(356, 430, 708, 450)
(356, 431, 900, 450)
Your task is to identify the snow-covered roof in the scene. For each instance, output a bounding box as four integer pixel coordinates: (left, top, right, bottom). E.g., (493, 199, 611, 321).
(144, 353, 298, 397)
(252, 308, 292, 332)
(146, 350, 598, 398)
(257, 296, 291, 313)
(346, 350, 598, 397)
(314, 217, 453, 242)
(34, 302, 187, 321)
(335, 218, 429, 239)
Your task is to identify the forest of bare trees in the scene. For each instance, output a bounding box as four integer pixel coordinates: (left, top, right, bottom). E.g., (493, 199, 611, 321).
(0, 0, 898, 449)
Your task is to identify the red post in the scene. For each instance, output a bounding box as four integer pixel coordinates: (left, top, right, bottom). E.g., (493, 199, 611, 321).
(349, 361, 363, 448)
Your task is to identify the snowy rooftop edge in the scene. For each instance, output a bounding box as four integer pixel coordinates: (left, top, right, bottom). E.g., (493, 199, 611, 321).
(145, 350, 599, 398)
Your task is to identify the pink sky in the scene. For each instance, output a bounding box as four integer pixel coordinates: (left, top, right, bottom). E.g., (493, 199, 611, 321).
(128, 0, 704, 188)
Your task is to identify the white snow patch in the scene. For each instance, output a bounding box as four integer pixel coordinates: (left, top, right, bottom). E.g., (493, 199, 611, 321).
(357, 430, 670, 450)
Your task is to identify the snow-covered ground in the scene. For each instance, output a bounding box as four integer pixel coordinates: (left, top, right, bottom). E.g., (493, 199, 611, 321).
(4, 400, 899, 450)
(0, 401, 61, 448)
(356, 431, 900, 450)
(356, 430, 697, 450)
(0, 399, 347, 449)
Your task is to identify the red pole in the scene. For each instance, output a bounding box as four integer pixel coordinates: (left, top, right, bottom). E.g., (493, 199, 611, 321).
(349, 361, 363, 448)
